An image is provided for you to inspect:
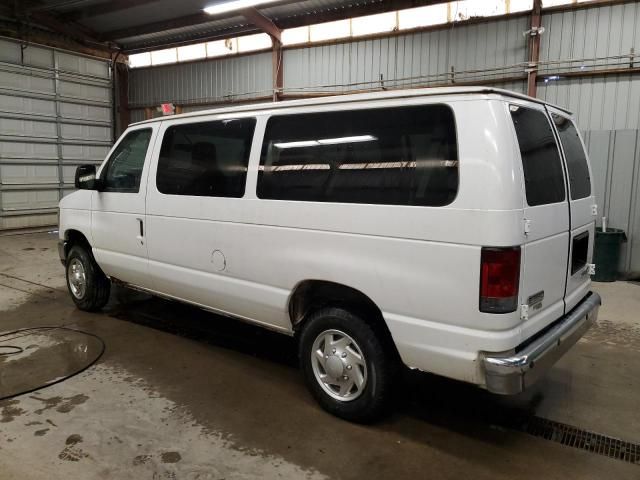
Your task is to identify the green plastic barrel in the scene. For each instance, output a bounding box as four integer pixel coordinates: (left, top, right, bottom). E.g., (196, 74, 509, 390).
(593, 227, 627, 282)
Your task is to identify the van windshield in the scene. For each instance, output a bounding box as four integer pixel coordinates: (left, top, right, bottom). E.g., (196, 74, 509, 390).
(510, 105, 566, 206)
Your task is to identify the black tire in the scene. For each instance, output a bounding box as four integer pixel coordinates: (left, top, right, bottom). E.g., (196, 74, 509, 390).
(299, 307, 396, 423)
(65, 244, 110, 312)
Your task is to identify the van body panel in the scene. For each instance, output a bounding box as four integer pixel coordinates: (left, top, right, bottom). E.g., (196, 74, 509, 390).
(58, 87, 598, 393)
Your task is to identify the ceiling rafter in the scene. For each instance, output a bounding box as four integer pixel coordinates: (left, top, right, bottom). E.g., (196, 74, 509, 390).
(65, 0, 163, 22)
(240, 7, 281, 42)
(104, 0, 443, 44)
(4, 0, 107, 47)
(100, 0, 300, 42)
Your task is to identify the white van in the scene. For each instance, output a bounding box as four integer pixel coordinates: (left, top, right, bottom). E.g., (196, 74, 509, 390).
(58, 87, 601, 422)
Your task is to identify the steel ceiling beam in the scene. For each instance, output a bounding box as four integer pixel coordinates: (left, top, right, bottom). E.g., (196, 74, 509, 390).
(2, 0, 107, 47)
(240, 7, 281, 42)
(65, 0, 162, 21)
(102, 0, 445, 43)
(100, 0, 301, 42)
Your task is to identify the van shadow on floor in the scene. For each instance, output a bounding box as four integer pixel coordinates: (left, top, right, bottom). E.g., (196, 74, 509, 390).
(105, 285, 544, 439)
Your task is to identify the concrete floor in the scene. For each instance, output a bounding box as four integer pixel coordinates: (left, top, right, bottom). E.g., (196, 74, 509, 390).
(0, 232, 639, 479)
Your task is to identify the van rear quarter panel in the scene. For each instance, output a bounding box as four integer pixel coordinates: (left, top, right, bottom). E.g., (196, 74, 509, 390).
(146, 97, 528, 383)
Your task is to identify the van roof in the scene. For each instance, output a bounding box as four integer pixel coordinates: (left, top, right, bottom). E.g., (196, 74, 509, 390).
(131, 86, 572, 126)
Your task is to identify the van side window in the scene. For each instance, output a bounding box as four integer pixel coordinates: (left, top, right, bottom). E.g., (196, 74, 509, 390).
(510, 106, 566, 206)
(156, 118, 256, 197)
(552, 113, 591, 200)
(102, 129, 152, 193)
(257, 105, 458, 207)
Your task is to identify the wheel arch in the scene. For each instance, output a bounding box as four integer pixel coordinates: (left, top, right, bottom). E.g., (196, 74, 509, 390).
(63, 229, 92, 257)
(288, 279, 399, 356)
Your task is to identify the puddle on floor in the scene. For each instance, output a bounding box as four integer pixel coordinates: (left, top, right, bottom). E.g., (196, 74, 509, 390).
(0, 327, 104, 400)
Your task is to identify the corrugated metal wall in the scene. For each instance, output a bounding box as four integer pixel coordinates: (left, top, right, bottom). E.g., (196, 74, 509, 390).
(538, 76, 640, 131)
(0, 37, 112, 230)
(283, 15, 529, 94)
(126, 2, 640, 273)
(129, 52, 272, 108)
(536, 2, 640, 275)
(539, 2, 640, 72)
(582, 130, 640, 274)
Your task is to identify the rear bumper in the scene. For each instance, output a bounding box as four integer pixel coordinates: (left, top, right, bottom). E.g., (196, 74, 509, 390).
(481, 291, 601, 395)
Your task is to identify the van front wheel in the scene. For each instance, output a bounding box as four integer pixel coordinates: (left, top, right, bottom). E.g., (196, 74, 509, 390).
(299, 307, 395, 423)
(66, 245, 110, 312)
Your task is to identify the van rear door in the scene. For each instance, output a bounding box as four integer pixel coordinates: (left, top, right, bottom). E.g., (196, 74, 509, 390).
(509, 103, 569, 333)
(547, 107, 596, 312)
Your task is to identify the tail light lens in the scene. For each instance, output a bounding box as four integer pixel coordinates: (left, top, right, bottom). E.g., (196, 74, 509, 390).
(480, 247, 521, 313)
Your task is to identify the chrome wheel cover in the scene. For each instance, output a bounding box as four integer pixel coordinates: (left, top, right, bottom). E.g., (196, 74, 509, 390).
(68, 258, 87, 299)
(311, 329, 368, 402)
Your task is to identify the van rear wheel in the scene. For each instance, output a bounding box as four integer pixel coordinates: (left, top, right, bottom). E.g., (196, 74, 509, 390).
(66, 245, 110, 312)
(299, 307, 395, 423)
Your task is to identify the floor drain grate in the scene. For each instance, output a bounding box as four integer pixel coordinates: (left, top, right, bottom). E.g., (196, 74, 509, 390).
(525, 417, 640, 464)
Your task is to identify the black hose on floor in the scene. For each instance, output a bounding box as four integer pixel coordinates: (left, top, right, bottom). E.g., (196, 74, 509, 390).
(0, 346, 23, 356)
(0, 326, 105, 401)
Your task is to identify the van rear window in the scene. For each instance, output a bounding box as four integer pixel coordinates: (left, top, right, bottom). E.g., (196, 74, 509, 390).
(552, 113, 591, 200)
(510, 105, 566, 206)
(257, 105, 458, 207)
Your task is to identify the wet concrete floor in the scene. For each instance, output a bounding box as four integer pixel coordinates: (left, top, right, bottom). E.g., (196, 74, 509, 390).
(0, 327, 104, 400)
(0, 232, 639, 479)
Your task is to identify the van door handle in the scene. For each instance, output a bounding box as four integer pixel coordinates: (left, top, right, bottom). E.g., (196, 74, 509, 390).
(137, 218, 144, 237)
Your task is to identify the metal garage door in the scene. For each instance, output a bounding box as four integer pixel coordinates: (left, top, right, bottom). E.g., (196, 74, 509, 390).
(0, 37, 112, 231)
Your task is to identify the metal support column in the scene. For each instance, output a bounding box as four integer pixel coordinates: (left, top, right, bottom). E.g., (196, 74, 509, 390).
(53, 51, 64, 206)
(240, 7, 282, 101)
(527, 0, 542, 98)
(272, 39, 283, 101)
(114, 61, 130, 136)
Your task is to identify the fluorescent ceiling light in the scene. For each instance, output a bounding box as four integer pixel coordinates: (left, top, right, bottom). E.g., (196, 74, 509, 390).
(203, 0, 278, 15)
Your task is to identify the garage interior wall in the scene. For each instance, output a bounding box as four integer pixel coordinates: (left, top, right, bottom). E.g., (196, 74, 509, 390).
(0, 37, 113, 231)
(107, 2, 640, 276)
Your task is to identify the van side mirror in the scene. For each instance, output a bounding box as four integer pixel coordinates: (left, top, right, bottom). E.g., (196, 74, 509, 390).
(75, 165, 101, 190)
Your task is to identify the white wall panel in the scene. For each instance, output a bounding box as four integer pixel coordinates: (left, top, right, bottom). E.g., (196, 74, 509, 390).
(0, 38, 113, 230)
(60, 102, 111, 122)
(0, 118, 57, 139)
(0, 141, 58, 160)
(61, 144, 111, 161)
(58, 80, 111, 103)
(0, 165, 59, 185)
(0, 94, 56, 117)
(57, 52, 111, 79)
(60, 123, 112, 142)
(1, 190, 60, 212)
(0, 71, 55, 95)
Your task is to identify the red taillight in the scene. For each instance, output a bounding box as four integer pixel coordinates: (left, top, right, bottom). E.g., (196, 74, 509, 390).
(480, 247, 521, 313)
